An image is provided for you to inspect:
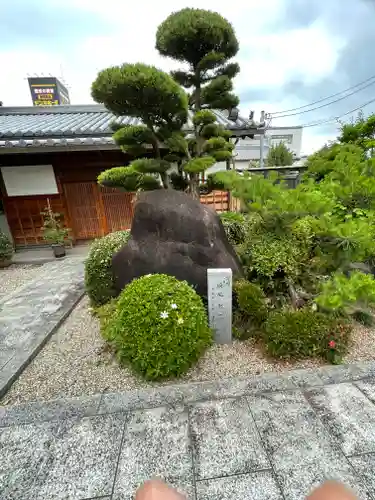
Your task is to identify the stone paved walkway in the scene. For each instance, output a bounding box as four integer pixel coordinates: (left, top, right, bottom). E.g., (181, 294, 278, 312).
(2, 361, 375, 500)
(0, 257, 85, 398)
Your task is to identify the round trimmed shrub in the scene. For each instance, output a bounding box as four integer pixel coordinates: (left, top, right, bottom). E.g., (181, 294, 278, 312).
(219, 212, 246, 245)
(0, 231, 14, 263)
(85, 230, 130, 307)
(263, 308, 351, 363)
(105, 274, 212, 380)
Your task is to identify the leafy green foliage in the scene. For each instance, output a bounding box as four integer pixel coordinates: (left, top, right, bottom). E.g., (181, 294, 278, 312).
(305, 143, 348, 182)
(212, 142, 375, 320)
(102, 274, 212, 380)
(267, 142, 294, 166)
(235, 279, 268, 324)
(113, 125, 153, 157)
(92, 63, 188, 125)
(85, 231, 130, 307)
(0, 231, 13, 262)
(317, 148, 375, 212)
(97, 167, 161, 191)
(184, 156, 216, 174)
(339, 112, 375, 154)
(193, 110, 216, 126)
(92, 9, 239, 197)
(264, 309, 351, 363)
(219, 212, 247, 245)
(156, 8, 238, 67)
(41, 203, 70, 245)
(316, 271, 375, 314)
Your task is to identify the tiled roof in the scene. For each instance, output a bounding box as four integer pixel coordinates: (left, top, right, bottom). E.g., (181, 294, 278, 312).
(0, 104, 263, 151)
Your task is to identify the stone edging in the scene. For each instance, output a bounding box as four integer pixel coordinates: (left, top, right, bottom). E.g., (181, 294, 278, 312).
(0, 289, 85, 400)
(1, 359, 375, 428)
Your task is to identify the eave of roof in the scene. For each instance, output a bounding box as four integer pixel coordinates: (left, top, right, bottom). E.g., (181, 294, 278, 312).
(0, 104, 265, 153)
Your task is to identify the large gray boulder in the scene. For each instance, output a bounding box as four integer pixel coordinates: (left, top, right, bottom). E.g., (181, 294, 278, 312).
(112, 190, 243, 298)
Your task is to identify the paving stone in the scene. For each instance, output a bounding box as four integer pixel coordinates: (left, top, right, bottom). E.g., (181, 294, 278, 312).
(189, 397, 269, 479)
(348, 453, 375, 497)
(277, 454, 370, 500)
(0, 258, 85, 398)
(0, 394, 101, 428)
(305, 383, 375, 455)
(0, 348, 15, 370)
(112, 406, 192, 500)
(98, 374, 297, 416)
(248, 391, 342, 472)
(320, 363, 375, 385)
(0, 413, 125, 500)
(196, 471, 282, 500)
(98, 386, 186, 414)
(285, 367, 328, 388)
(355, 378, 375, 402)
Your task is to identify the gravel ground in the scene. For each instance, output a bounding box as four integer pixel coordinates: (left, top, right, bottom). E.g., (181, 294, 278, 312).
(2, 296, 374, 406)
(0, 264, 42, 301)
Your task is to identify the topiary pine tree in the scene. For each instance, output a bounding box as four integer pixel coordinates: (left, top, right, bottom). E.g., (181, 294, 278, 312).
(156, 7, 240, 197)
(91, 9, 240, 199)
(91, 63, 188, 191)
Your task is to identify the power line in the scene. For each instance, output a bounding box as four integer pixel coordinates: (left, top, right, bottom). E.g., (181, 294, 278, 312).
(270, 78, 375, 119)
(300, 96, 375, 128)
(270, 74, 375, 116)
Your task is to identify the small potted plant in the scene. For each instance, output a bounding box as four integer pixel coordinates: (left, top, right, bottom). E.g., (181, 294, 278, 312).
(0, 230, 14, 268)
(41, 200, 71, 258)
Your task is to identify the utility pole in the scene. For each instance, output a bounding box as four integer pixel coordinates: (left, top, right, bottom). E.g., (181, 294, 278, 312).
(259, 110, 266, 169)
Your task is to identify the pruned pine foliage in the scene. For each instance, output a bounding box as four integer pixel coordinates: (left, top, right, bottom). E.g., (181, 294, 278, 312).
(92, 8, 239, 198)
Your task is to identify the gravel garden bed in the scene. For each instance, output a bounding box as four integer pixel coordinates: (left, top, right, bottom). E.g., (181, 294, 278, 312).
(2, 295, 374, 406)
(0, 264, 42, 301)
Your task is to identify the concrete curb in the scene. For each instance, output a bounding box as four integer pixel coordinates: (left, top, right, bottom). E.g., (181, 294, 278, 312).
(1, 359, 375, 428)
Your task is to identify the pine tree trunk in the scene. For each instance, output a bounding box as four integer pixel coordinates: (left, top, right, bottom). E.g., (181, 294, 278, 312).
(190, 69, 202, 200)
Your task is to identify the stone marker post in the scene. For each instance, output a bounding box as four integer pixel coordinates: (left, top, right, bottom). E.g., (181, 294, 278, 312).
(207, 268, 232, 344)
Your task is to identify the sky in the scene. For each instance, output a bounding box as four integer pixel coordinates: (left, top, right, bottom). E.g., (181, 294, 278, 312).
(1, 0, 375, 155)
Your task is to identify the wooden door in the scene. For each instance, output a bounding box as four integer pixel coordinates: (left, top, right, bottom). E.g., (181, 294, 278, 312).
(63, 182, 135, 240)
(3, 195, 66, 246)
(100, 186, 135, 233)
(63, 182, 104, 240)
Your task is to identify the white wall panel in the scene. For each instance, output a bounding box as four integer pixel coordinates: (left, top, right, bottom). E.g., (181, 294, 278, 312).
(1, 165, 58, 196)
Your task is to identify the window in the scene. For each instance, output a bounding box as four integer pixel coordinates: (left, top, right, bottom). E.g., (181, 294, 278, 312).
(271, 134, 293, 145)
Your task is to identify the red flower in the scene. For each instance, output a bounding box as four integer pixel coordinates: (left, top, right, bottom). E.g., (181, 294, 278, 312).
(329, 340, 336, 349)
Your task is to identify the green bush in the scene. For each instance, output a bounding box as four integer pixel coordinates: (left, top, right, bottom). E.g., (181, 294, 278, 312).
(263, 308, 351, 364)
(233, 279, 268, 339)
(85, 230, 130, 307)
(219, 212, 246, 245)
(104, 274, 212, 380)
(95, 299, 118, 342)
(0, 231, 14, 262)
(316, 271, 375, 314)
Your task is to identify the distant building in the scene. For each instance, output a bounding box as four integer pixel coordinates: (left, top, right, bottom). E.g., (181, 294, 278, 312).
(207, 125, 303, 173)
(235, 126, 303, 163)
(28, 77, 70, 106)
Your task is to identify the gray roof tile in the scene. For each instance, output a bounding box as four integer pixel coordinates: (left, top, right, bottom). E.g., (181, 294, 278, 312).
(0, 104, 263, 150)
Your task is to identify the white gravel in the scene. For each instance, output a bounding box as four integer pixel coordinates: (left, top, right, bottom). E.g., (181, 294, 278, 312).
(0, 264, 42, 301)
(2, 296, 374, 406)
